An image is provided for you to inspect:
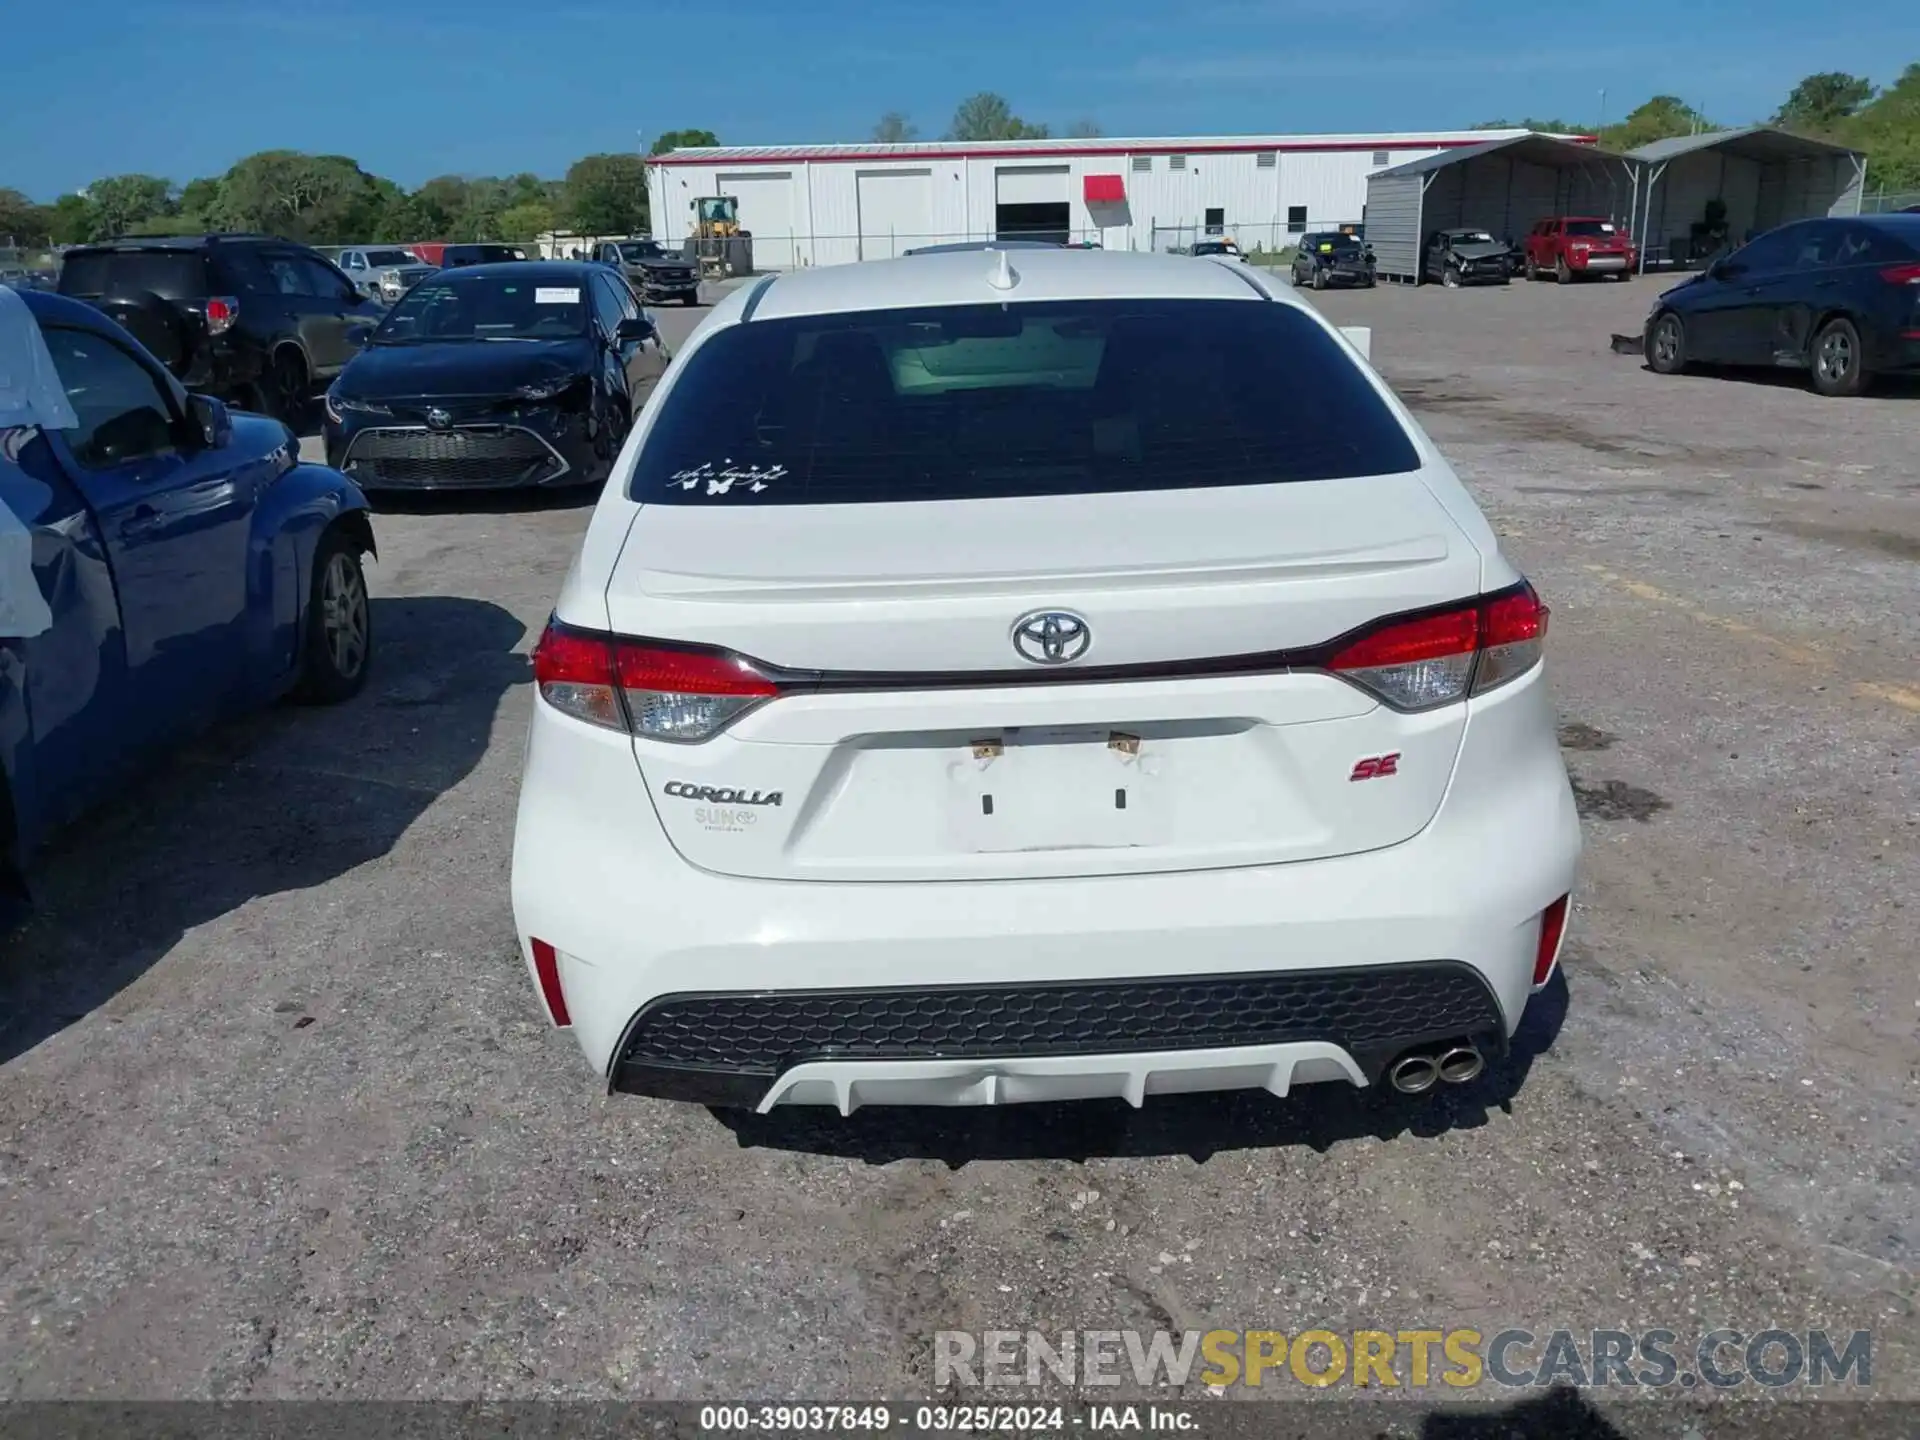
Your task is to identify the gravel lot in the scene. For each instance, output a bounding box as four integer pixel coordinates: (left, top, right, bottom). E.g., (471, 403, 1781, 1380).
(1, 270, 1914, 1420)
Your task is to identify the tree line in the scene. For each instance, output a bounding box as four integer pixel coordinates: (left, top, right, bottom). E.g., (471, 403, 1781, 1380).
(872, 93, 1103, 144)
(17, 68, 1910, 254)
(1477, 63, 1920, 192)
(0, 130, 722, 252)
(0, 94, 1100, 251)
(0, 94, 1109, 251)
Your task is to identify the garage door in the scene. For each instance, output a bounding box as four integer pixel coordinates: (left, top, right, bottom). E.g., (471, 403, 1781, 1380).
(718, 171, 796, 270)
(995, 165, 1071, 243)
(995, 165, 1070, 205)
(856, 169, 934, 260)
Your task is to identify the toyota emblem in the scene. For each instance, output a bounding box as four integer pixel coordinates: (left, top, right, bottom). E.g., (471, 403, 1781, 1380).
(1011, 610, 1091, 665)
(425, 407, 453, 431)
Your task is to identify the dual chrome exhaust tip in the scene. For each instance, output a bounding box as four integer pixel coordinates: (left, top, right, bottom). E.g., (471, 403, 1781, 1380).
(1387, 1041, 1486, 1094)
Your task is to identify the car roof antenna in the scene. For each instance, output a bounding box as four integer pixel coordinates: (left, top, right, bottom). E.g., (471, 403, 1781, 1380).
(987, 248, 1019, 292)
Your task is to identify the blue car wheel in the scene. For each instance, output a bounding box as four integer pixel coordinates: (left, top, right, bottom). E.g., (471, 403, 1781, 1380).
(293, 528, 371, 704)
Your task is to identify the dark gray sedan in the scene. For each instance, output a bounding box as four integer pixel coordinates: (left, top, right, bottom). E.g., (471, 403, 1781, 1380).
(1423, 229, 1514, 288)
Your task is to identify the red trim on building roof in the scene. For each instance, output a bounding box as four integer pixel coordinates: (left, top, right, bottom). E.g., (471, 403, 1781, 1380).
(648, 136, 1599, 167)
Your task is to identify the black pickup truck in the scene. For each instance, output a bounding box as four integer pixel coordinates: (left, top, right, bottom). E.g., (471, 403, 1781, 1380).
(596, 240, 701, 305)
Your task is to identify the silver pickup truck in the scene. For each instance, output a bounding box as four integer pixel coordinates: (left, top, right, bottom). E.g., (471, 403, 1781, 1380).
(331, 246, 436, 303)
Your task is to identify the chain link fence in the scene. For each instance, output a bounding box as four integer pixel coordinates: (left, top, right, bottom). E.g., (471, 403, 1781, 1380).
(1860, 190, 1920, 214)
(630, 220, 1373, 274)
(724, 227, 1114, 270)
(1147, 220, 1369, 269)
(699, 223, 1353, 271)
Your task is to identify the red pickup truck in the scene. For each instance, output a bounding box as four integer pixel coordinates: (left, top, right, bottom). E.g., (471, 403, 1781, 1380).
(1523, 217, 1639, 283)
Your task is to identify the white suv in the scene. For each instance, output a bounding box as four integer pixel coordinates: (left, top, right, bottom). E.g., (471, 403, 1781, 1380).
(510, 248, 1581, 1113)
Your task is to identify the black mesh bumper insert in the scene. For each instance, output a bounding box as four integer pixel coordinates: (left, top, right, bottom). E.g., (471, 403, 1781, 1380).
(343, 426, 564, 488)
(611, 962, 1505, 1104)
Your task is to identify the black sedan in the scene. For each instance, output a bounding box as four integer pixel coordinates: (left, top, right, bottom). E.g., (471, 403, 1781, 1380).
(323, 262, 669, 491)
(1423, 229, 1513, 287)
(1191, 239, 1245, 260)
(1291, 232, 1376, 290)
(1644, 215, 1920, 397)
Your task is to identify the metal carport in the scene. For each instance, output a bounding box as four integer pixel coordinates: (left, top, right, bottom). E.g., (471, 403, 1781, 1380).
(1627, 128, 1868, 273)
(1364, 133, 1636, 284)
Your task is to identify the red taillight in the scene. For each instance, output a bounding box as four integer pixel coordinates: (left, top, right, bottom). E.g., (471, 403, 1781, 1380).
(617, 640, 780, 742)
(615, 644, 780, 698)
(533, 621, 622, 729)
(1329, 606, 1479, 709)
(1331, 608, 1480, 667)
(1477, 585, 1550, 693)
(203, 296, 239, 334)
(1879, 262, 1920, 285)
(1327, 582, 1547, 710)
(532, 619, 781, 742)
(1533, 895, 1570, 987)
(529, 938, 571, 1026)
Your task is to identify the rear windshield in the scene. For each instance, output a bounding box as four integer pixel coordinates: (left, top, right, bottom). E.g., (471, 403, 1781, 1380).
(59, 249, 207, 300)
(631, 298, 1419, 506)
(445, 245, 521, 264)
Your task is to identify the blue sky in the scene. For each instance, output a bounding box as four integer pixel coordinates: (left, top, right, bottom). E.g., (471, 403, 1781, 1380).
(5, 0, 1917, 198)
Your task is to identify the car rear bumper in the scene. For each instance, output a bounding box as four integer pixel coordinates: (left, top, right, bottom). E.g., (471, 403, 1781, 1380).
(182, 336, 263, 398)
(610, 961, 1508, 1110)
(511, 662, 1582, 1108)
(1869, 329, 1920, 372)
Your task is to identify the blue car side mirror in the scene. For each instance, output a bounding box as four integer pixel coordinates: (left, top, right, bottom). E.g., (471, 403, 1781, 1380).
(187, 393, 232, 450)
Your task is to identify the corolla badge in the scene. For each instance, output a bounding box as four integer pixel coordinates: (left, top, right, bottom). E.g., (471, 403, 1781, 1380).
(425, 407, 453, 431)
(1011, 610, 1092, 665)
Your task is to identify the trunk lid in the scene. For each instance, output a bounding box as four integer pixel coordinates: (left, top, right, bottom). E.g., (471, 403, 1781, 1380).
(605, 473, 1485, 882)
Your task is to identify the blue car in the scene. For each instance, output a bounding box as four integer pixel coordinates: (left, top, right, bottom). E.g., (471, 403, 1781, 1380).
(1644, 214, 1920, 397)
(0, 287, 376, 907)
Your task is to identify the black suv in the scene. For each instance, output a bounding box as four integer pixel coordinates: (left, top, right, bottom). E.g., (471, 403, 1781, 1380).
(55, 234, 385, 423)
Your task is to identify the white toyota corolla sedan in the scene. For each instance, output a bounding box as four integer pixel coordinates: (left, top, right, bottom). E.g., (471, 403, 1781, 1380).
(510, 247, 1581, 1113)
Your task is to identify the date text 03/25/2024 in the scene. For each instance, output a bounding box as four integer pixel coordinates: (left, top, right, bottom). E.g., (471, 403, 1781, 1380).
(695, 1404, 1191, 1433)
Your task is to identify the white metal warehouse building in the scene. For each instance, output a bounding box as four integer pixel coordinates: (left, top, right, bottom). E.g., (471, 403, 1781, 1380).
(645, 130, 1559, 270)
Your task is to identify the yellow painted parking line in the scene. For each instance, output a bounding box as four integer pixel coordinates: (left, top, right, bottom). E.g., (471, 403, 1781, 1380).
(1582, 564, 1915, 715)
(1854, 682, 1920, 714)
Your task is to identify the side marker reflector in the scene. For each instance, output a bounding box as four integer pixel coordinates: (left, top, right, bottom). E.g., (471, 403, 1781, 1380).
(1533, 896, 1570, 987)
(531, 937, 572, 1027)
